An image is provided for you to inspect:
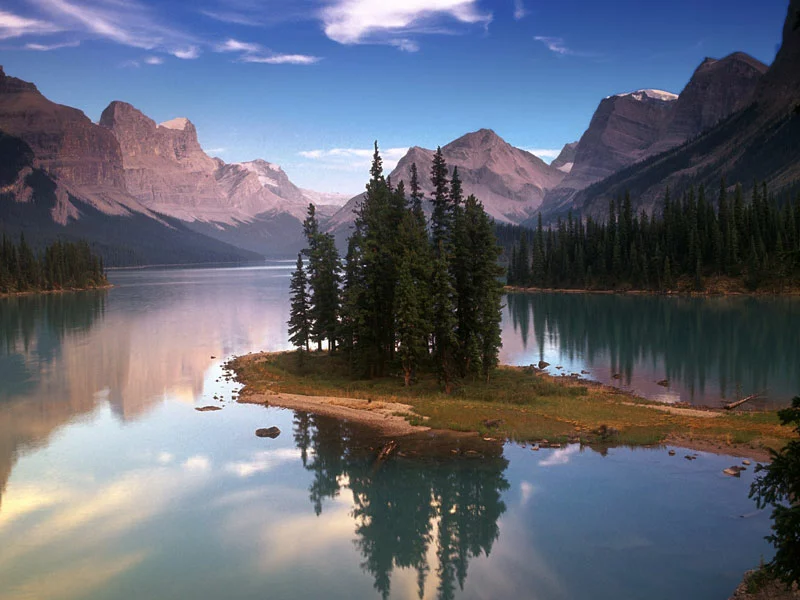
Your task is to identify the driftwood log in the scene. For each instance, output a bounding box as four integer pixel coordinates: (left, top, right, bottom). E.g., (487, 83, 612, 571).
(723, 394, 762, 410)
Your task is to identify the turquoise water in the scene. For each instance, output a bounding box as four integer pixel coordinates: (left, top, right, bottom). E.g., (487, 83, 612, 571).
(0, 265, 785, 599)
(502, 291, 800, 407)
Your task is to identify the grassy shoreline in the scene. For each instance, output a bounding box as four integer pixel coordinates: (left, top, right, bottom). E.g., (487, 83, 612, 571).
(0, 283, 112, 299)
(230, 351, 794, 461)
(504, 275, 800, 297)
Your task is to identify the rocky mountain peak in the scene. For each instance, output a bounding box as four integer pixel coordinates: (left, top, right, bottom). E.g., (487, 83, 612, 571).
(100, 101, 205, 163)
(0, 67, 128, 197)
(0, 65, 39, 94)
(551, 142, 578, 173)
(647, 51, 767, 155)
(447, 128, 506, 151)
(756, 0, 800, 109)
(612, 89, 678, 103)
(159, 117, 191, 131)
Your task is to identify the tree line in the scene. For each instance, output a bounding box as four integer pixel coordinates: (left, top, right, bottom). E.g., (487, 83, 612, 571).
(288, 143, 504, 391)
(505, 181, 800, 291)
(0, 234, 107, 294)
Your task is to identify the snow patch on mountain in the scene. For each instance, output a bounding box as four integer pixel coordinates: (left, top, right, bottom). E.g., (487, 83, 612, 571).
(236, 160, 282, 189)
(159, 117, 190, 130)
(611, 89, 678, 102)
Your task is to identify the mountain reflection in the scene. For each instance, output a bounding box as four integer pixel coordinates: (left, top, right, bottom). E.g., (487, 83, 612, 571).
(503, 292, 800, 406)
(0, 269, 289, 514)
(293, 412, 510, 600)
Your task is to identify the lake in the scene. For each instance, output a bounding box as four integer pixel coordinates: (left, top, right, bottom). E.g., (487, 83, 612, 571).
(0, 264, 791, 600)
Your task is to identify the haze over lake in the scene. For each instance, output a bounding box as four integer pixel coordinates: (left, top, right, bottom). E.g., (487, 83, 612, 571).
(0, 264, 792, 600)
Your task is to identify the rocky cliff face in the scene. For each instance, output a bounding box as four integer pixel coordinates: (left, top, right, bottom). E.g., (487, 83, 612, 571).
(567, 0, 800, 220)
(99, 102, 234, 221)
(756, 0, 800, 110)
(0, 66, 146, 220)
(649, 52, 767, 155)
(100, 102, 312, 226)
(557, 90, 678, 192)
(540, 50, 770, 220)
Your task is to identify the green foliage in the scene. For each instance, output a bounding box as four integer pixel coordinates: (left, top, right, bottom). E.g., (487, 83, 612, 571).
(503, 181, 800, 291)
(288, 253, 312, 352)
(0, 234, 107, 294)
(288, 143, 505, 393)
(750, 395, 800, 587)
(302, 204, 341, 351)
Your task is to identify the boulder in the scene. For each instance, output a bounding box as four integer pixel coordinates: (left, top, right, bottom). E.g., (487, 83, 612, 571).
(255, 426, 281, 439)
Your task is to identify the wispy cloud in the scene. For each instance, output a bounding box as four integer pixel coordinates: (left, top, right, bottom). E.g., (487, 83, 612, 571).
(25, 39, 79, 50)
(0, 9, 60, 40)
(30, 0, 194, 50)
(513, 0, 528, 21)
(199, 9, 262, 26)
(144, 55, 163, 65)
(205, 147, 227, 155)
(534, 35, 571, 55)
(320, 0, 492, 51)
(216, 37, 320, 65)
(171, 45, 200, 59)
(299, 147, 409, 172)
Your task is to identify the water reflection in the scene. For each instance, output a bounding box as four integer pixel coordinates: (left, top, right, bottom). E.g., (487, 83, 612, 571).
(0, 266, 786, 600)
(0, 266, 292, 514)
(293, 413, 509, 600)
(502, 292, 800, 407)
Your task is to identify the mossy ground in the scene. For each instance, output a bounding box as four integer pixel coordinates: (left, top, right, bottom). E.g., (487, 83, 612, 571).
(230, 351, 793, 453)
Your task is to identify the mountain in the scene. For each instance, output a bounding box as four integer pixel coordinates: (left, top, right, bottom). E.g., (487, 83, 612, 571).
(99, 101, 345, 256)
(647, 52, 768, 156)
(539, 89, 678, 216)
(0, 66, 262, 265)
(0, 63, 342, 263)
(0, 66, 150, 221)
(567, 0, 799, 219)
(0, 131, 262, 266)
(539, 52, 768, 220)
(99, 102, 310, 223)
(551, 142, 578, 173)
(328, 129, 565, 239)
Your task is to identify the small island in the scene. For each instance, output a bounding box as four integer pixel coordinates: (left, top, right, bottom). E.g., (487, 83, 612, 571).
(0, 234, 109, 297)
(231, 146, 796, 460)
(230, 351, 794, 461)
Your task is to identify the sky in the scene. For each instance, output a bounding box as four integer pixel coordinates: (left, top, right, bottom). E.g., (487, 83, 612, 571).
(0, 0, 790, 194)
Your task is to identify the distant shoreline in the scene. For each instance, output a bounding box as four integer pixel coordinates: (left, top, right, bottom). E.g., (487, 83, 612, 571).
(0, 283, 113, 299)
(105, 259, 278, 271)
(504, 283, 800, 298)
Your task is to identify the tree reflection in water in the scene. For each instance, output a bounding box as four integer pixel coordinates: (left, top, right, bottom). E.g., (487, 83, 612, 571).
(293, 412, 510, 600)
(506, 292, 800, 405)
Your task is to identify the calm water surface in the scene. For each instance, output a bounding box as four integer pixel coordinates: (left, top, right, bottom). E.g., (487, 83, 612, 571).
(0, 265, 790, 600)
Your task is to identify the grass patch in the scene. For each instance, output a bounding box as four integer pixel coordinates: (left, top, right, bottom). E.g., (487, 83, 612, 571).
(230, 351, 795, 452)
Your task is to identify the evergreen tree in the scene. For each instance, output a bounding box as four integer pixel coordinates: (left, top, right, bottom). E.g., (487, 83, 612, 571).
(431, 243, 458, 393)
(430, 147, 451, 256)
(750, 396, 800, 587)
(288, 253, 312, 352)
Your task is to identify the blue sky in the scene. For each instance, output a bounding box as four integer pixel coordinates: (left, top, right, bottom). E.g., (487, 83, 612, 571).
(0, 0, 789, 194)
